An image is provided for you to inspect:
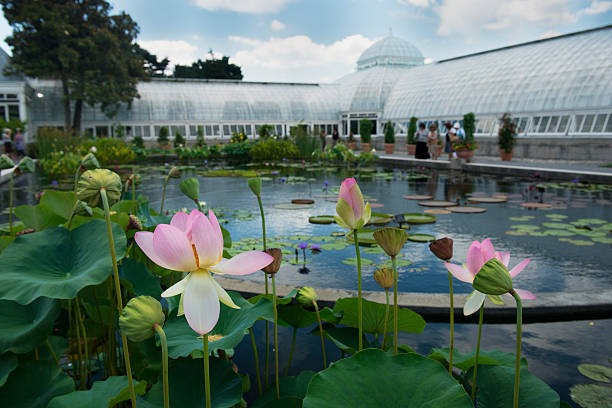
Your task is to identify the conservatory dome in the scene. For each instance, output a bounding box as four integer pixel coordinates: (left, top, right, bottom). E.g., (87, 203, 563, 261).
(357, 34, 425, 70)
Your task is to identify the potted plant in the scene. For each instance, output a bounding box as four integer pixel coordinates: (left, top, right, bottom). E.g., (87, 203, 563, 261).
(498, 112, 516, 161)
(383, 121, 395, 154)
(452, 113, 478, 161)
(406, 116, 417, 156)
(347, 132, 356, 150)
(157, 126, 170, 149)
(359, 118, 373, 153)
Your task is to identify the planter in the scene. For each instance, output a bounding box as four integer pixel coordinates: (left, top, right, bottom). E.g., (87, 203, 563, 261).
(455, 148, 475, 161)
(361, 143, 371, 153)
(347, 142, 356, 150)
(500, 149, 513, 161)
(384, 143, 395, 154)
(406, 144, 416, 156)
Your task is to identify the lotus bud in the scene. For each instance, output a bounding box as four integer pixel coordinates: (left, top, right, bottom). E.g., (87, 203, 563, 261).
(262, 248, 282, 275)
(77, 169, 122, 207)
(179, 177, 199, 201)
(74, 200, 93, 216)
(472, 258, 514, 296)
(80, 152, 100, 170)
(247, 177, 262, 197)
(17, 156, 34, 173)
(296, 286, 318, 307)
(373, 268, 394, 290)
(429, 237, 453, 261)
(373, 227, 408, 257)
(334, 178, 371, 230)
(0, 154, 13, 169)
(127, 214, 143, 231)
(119, 296, 165, 342)
(168, 167, 180, 178)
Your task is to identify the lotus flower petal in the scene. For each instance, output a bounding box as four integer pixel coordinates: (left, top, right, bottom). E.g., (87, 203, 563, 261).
(161, 274, 191, 298)
(444, 262, 475, 283)
(208, 210, 224, 262)
(135, 226, 196, 272)
(210, 251, 274, 276)
(466, 241, 484, 275)
(183, 272, 220, 335)
(191, 213, 221, 267)
(210, 276, 239, 309)
(336, 198, 356, 229)
(339, 178, 365, 220)
(463, 290, 486, 316)
(497, 251, 510, 267)
(514, 288, 536, 300)
(170, 211, 190, 233)
(509, 258, 530, 278)
(480, 239, 496, 262)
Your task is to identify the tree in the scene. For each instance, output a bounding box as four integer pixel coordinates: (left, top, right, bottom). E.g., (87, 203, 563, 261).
(173, 56, 243, 80)
(134, 43, 168, 77)
(1, 0, 147, 133)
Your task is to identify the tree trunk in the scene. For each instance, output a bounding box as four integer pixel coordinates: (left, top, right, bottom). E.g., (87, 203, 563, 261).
(73, 99, 83, 135)
(62, 78, 71, 134)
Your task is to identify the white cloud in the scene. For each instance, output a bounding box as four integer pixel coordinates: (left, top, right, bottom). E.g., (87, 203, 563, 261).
(397, 0, 435, 7)
(138, 39, 201, 67)
(578, 0, 612, 15)
(539, 29, 561, 39)
(229, 34, 375, 82)
(423, 57, 434, 64)
(270, 19, 286, 31)
(193, 0, 294, 14)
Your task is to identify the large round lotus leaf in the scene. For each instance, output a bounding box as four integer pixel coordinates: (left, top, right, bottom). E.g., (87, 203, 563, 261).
(0, 220, 126, 304)
(48, 376, 147, 408)
(472, 364, 560, 407)
(407, 233, 436, 242)
(429, 348, 527, 371)
(0, 353, 18, 387)
(164, 291, 273, 358)
(302, 349, 473, 408)
(578, 364, 612, 383)
(0, 297, 60, 354)
(570, 384, 612, 408)
(309, 216, 335, 224)
(366, 212, 392, 226)
(252, 370, 316, 408)
(137, 355, 242, 408)
(0, 360, 74, 408)
(346, 228, 378, 246)
(403, 213, 436, 224)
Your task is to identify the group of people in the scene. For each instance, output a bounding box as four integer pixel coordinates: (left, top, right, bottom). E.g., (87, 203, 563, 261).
(414, 121, 464, 160)
(2, 128, 25, 159)
(319, 129, 340, 150)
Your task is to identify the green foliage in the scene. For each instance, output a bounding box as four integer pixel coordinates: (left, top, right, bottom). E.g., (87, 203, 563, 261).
(257, 124, 275, 139)
(33, 127, 83, 159)
(333, 297, 426, 334)
(313, 142, 378, 166)
(291, 124, 320, 159)
(196, 125, 204, 147)
(157, 126, 169, 146)
(173, 55, 243, 80)
(173, 130, 185, 147)
(175, 145, 209, 160)
(250, 138, 300, 161)
(498, 112, 517, 153)
(383, 121, 395, 144)
(134, 43, 169, 77)
(0, 297, 60, 354)
(222, 141, 252, 163)
(113, 123, 125, 139)
(48, 376, 147, 408)
(407, 116, 418, 144)
(132, 135, 144, 148)
(229, 131, 247, 143)
(39, 151, 81, 178)
(463, 112, 476, 142)
(359, 118, 373, 143)
(80, 138, 136, 165)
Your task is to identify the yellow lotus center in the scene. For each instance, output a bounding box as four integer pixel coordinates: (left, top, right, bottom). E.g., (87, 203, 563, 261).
(207, 334, 224, 342)
(192, 244, 199, 268)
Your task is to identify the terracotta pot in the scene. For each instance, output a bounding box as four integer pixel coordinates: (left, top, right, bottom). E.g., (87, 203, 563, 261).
(384, 143, 395, 154)
(456, 148, 475, 161)
(361, 143, 371, 153)
(406, 144, 416, 156)
(500, 149, 513, 161)
(347, 142, 356, 150)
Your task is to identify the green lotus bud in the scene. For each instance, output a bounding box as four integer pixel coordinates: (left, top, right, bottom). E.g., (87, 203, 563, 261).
(247, 177, 262, 197)
(473, 258, 514, 296)
(0, 154, 13, 169)
(179, 177, 199, 201)
(373, 268, 394, 290)
(17, 156, 35, 173)
(373, 227, 408, 257)
(119, 296, 165, 342)
(262, 248, 282, 275)
(296, 286, 318, 307)
(77, 169, 122, 207)
(80, 152, 100, 170)
(74, 200, 93, 216)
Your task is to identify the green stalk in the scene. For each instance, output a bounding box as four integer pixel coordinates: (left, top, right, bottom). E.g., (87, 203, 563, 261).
(392, 256, 398, 355)
(75, 296, 89, 387)
(131, 176, 136, 214)
(353, 229, 363, 351)
(255, 194, 270, 386)
(195, 199, 202, 212)
(271, 274, 280, 399)
(510, 290, 523, 408)
(202, 335, 211, 408)
(154, 324, 169, 408)
(46, 339, 59, 365)
(248, 328, 263, 396)
(73, 299, 84, 389)
(9, 172, 14, 236)
(284, 328, 297, 376)
(100, 189, 137, 408)
(160, 174, 170, 213)
(67, 301, 78, 388)
(448, 272, 455, 374)
(382, 289, 390, 350)
(313, 301, 327, 369)
(471, 304, 484, 401)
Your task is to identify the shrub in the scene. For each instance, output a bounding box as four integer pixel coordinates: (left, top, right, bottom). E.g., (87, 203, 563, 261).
(249, 138, 300, 161)
(384, 121, 395, 144)
(463, 113, 476, 143)
(132, 135, 144, 149)
(498, 113, 517, 153)
(175, 145, 210, 160)
(230, 131, 247, 143)
(196, 126, 204, 147)
(407, 117, 418, 144)
(257, 124, 275, 139)
(222, 141, 252, 163)
(114, 123, 126, 139)
(80, 138, 136, 165)
(291, 125, 319, 159)
(158, 126, 169, 146)
(359, 118, 372, 144)
(39, 151, 81, 178)
(174, 130, 185, 148)
(34, 127, 83, 158)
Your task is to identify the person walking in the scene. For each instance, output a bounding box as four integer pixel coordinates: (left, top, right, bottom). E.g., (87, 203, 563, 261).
(444, 122, 454, 160)
(332, 128, 339, 147)
(2, 128, 13, 158)
(427, 123, 439, 160)
(320, 129, 327, 150)
(415, 122, 430, 159)
(14, 128, 25, 157)
(453, 122, 465, 142)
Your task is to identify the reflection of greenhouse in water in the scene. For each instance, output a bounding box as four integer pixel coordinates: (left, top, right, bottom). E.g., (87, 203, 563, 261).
(3, 25, 612, 158)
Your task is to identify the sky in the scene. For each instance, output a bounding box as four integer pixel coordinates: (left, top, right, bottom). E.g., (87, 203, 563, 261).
(0, 0, 610, 83)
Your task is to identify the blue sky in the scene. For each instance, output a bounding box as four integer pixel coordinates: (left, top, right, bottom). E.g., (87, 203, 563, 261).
(1, 0, 611, 82)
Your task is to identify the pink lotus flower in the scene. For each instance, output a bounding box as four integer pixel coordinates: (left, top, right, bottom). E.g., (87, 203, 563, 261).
(334, 178, 371, 230)
(135, 209, 273, 335)
(445, 239, 535, 315)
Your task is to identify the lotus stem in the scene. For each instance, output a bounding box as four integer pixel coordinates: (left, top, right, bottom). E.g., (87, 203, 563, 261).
(100, 188, 137, 408)
(255, 194, 270, 386)
(72, 299, 84, 388)
(75, 296, 90, 387)
(472, 304, 484, 401)
(34, 347, 39, 360)
(313, 300, 327, 369)
(67, 163, 83, 229)
(271, 274, 280, 399)
(382, 289, 390, 350)
(160, 173, 170, 214)
(46, 339, 59, 365)
(248, 328, 263, 396)
(285, 327, 297, 376)
(154, 324, 169, 408)
(131, 175, 136, 214)
(392, 256, 398, 355)
(353, 229, 363, 351)
(448, 271, 454, 374)
(202, 335, 211, 408)
(510, 290, 523, 408)
(9, 171, 14, 236)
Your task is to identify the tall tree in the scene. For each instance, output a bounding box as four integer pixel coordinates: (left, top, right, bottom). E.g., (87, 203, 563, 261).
(1, 0, 147, 133)
(173, 56, 243, 80)
(134, 43, 169, 77)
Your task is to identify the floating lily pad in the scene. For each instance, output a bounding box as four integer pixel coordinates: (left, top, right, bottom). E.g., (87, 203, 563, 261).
(308, 216, 335, 225)
(292, 199, 314, 205)
(366, 212, 392, 226)
(402, 195, 433, 200)
(320, 242, 348, 251)
(418, 200, 458, 207)
(505, 230, 529, 236)
(575, 230, 608, 238)
(0, 297, 60, 354)
(330, 231, 346, 237)
(468, 197, 507, 204)
(570, 384, 612, 408)
(346, 229, 378, 246)
(528, 231, 549, 237)
(369, 203, 385, 208)
(274, 203, 314, 210)
(544, 230, 575, 237)
(403, 213, 436, 224)
(510, 225, 541, 230)
(378, 259, 412, 268)
(407, 234, 435, 242)
(593, 237, 612, 244)
(448, 206, 487, 214)
(361, 247, 385, 255)
(578, 364, 612, 383)
(342, 257, 375, 266)
(573, 218, 607, 225)
(509, 216, 535, 221)
(521, 202, 553, 208)
(424, 209, 451, 214)
(542, 222, 572, 229)
(545, 214, 568, 220)
(558, 238, 595, 246)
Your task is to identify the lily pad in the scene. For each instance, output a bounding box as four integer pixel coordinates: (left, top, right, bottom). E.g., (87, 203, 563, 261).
(320, 242, 348, 251)
(418, 200, 458, 207)
(558, 238, 595, 246)
(429, 348, 527, 371)
(275, 203, 314, 210)
(346, 228, 378, 246)
(573, 218, 607, 225)
(578, 364, 612, 383)
(545, 214, 568, 220)
(468, 197, 507, 204)
(448, 206, 487, 214)
(521, 202, 553, 208)
(509, 216, 535, 221)
(366, 212, 392, 226)
(593, 237, 612, 244)
(506, 230, 529, 236)
(48, 376, 147, 408)
(377, 259, 413, 268)
(403, 213, 436, 224)
(424, 209, 451, 214)
(342, 257, 375, 266)
(544, 229, 575, 237)
(407, 233, 436, 242)
(0, 220, 127, 304)
(510, 224, 541, 230)
(402, 194, 433, 200)
(570, 384, 612, 408)
(302, 349, 473, 408)
(0, 297, 60, 354)
(542, 222, 572, 229)
(308, 216, 335, 225)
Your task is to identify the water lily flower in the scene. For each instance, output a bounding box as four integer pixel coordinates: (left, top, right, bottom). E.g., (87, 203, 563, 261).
(135, 209, 273, 335)
(297, 242, 309, 250)
(445, 239, 535, 315)
(335, 178, 371, 230)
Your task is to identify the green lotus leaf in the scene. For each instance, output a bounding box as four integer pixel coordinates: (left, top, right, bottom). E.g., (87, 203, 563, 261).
(377, 258, 413, 268)
(302, 349, 473, 408)
(0, 297, 60, 354)
(472, 364, 560, 407)
(0, 235, 15, 253)
(0, 360, 74, 408)
(333, 297, 425, 335)
(528, 231, 549, 237)
(429, 348, 527, 371)
(505, 230, 529, 236)
(508, 216, 534, 221)
(0, 220, 126, 304)
(573, 218, 607, 225)
(403, 212, 436, 224)
(407, 233, 436, 242)
(314, 324, 372, 354)
(570, 384, 612, 408)
(510, 224, 540, 230)
(366, 212, 392, 226)
(544, 229, 575, 237)
(48, 376, 147, 408)
(542, 222, 572, 229)
(0, 353, 18, 387)
(346, 228, 378, 246)
(40, 190, 77, 219)
(593, 237, 612, 244)
(14, 204, 66, 231)
(165, 291, 273, 358)
(545, 214, 568, 219)
(277, 304, 318, 328)
(578, 364, 612, 383)
(251, 370, 316, 408)
(309, 215, 335, 224)
(341, 257, 375, 266)
(137, 356, 242, 408)
(118, 258, 162, 299)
